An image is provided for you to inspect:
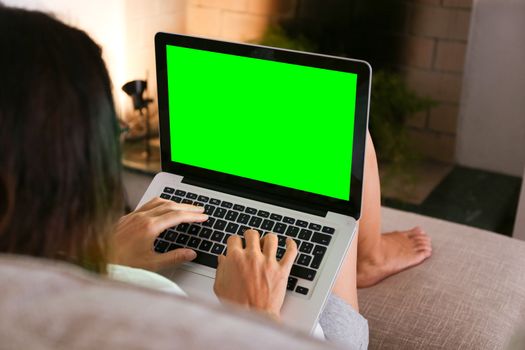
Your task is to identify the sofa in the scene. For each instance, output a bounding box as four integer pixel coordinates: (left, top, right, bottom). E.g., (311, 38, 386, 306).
(121, 170, 525, 349)
(2, 170, 524, 349)
(359, 208, 525, 349)
(1, 206, 524, 349)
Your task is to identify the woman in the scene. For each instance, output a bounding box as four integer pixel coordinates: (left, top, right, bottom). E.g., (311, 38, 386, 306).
(0, 6, 431, 349)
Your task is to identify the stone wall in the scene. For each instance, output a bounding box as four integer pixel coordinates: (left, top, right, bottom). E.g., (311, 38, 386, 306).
(402, 0, 472, 162)
(185, 0, 296, 42)
(184, 0, 472, 164)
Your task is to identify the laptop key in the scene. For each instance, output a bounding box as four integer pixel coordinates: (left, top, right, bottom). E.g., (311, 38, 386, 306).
(274, 223, 287, 234)
(154, 240, 169, 253)
(300, 242, 314, 254)
(163, 187, 175, 194)
(177, 223, 189, 233)
(297, 254, 312, 267)
(158, 230, 168, 239)
(257, 210, 270, 218)
(210, 198, 221, 205)
(188, 225, 201, 235)
(270, 213, 283, 221)
(298, 229, 312, 241)
(296, 220, 308, 228)
(233, 204, 245, 211)
(186, 192, 198, 199)
(225, 222, 239, 234)
(167, 243, 183, 252)
(199, 228, 213, 239)
(175, 189, 186, 196)
(204, 205, 215, 215)
(245, 207, 257, 215)
(238, 226, 250, 236)
(171, 196, 182, 203)
(176, 234, 190, 245)
(165, 230, 178, 242)
(236, 213, 250, 224)
(312, 232, 332, 246)
(213, 219, 227, 231)
(322, 226, 335, 234)
(311, 255, 323, 269)
(225, 210, 238, 221)
(286, 226, 299, 237)
(199, 240, 213, 252)
(276, 247, 285, 260)
(287, 277, 298, 291)
(182, 199, 193, 204)
(308, 223, 322, 231)
(283, 216, 295, 224)
(193, 251, 219, 269)
(221, 201, 233, 209)
(249, 216, 262, 228)
(198, 195, 209, 203)
(295, 286, 309, 295)
(188, 237, 201, 248)
(291, 265, 316, 281)
(211, 243, 225, 255)
(261, 219, 275, 231)
(213, 207, 227, 218)
(202, 217, 215, 228)
(160, 193, 171, 200)
(222, 234, 232, 244)
(277, 235, 287, 247)
(194, 202, 205, 207)
(313, 244, 327, 255)
(211, 231, 225, 242)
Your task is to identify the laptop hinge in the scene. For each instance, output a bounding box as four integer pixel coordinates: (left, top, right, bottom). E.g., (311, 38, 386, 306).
(181, 177, 328, 217)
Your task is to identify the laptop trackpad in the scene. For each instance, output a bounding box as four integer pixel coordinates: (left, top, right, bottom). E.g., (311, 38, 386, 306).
(162, 267, 218, 304)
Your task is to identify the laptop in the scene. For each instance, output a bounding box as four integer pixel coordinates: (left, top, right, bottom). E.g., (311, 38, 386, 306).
(137, 32, 371, 334)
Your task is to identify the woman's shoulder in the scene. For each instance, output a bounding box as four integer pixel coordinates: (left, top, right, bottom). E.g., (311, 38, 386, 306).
(108, 264, 187, 297)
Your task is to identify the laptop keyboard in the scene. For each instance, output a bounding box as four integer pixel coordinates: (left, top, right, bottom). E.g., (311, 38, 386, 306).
(155, 187, 336, 296)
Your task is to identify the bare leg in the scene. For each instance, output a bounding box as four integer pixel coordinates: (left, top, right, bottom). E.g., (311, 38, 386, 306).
(356, 131, 432, 288)
(332, 228, 359, 310)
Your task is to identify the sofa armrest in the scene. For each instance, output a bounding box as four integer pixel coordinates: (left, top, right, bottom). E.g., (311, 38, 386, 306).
(358, 208, 525, 349)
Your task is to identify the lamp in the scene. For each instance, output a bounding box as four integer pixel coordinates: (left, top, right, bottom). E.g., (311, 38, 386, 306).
(122, 80, 154, 161)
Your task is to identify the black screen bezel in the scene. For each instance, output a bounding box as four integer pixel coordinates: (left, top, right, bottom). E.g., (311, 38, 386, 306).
(155, 32, 371, 219)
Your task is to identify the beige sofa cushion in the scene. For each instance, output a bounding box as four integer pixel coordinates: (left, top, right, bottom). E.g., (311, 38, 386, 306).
(358, 208, 525, 349)
(0, 255, 336, 350)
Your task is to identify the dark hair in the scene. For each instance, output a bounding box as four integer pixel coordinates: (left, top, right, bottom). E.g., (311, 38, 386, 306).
(0, 6, 123, 273)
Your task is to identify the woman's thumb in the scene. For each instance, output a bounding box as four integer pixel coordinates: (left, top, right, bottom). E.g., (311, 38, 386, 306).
(159, 248, 197, 268)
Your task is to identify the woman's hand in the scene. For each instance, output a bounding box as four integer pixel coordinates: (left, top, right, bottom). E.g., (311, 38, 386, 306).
(111, 197, 208, 271)
(213, 229, 298, 320)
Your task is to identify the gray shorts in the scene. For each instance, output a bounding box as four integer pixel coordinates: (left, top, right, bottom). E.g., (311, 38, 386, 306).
(319, 294, 369, 350)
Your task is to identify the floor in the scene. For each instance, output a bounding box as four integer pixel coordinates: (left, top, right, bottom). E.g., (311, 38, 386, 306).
(379, 160, 453, 205)
(383, 165, 523, 236)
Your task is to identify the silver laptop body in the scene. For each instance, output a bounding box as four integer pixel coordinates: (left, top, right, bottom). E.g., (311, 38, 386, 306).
(138, 33, 371, 334)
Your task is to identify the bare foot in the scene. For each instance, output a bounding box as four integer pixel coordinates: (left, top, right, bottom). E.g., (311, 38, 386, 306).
(356, 227, 432, 288)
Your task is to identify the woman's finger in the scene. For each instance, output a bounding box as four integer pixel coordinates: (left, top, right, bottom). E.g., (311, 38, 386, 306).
(244, 229, 261, 252)
(150, 211, 208, 233)
(279, 238, 298, 270)
(226, 234, 242, 252)
(262, 233, 278, 260)
(145, 202, 205, 217)
(154, 248, 197, 270)
(134, 197, 166, 213)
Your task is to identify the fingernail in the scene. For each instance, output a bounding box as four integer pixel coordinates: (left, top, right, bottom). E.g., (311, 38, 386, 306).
(186, 250, 197, 260)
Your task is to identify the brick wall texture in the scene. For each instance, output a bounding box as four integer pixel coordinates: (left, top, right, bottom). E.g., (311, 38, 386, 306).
(401, 0, 472, 162)
(185, 0, 296, 42)
(183, 0, 472, 163)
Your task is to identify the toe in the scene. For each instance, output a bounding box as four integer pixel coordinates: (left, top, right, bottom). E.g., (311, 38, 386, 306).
(408, 226, 426, 238)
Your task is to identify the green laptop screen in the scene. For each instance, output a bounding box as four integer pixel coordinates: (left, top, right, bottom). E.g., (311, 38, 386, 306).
(166, 45, 357, 201)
